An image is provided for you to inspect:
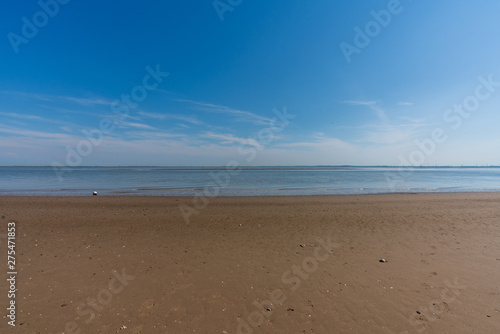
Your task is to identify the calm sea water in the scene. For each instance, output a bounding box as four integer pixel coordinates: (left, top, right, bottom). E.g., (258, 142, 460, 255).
(0, 166, 499, 196)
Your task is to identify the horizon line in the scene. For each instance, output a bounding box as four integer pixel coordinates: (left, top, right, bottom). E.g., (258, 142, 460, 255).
(1, 165, 500, 169)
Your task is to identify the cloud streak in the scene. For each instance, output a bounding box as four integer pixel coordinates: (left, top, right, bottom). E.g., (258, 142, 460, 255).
(342, 100, 388, 122)
(177, 99, 274, 125)
(1, 91, 115, 107)
(0, 126, 72, 140)
(200, 131, 262, 148)
(137, 111, 203, 125)
(0, 111, 44, 120)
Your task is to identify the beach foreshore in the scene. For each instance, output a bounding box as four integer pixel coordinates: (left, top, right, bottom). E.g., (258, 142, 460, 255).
(1, 193, 499, 333)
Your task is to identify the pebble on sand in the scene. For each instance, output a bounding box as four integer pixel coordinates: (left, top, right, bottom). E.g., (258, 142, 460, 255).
(379, 258, 387, 263)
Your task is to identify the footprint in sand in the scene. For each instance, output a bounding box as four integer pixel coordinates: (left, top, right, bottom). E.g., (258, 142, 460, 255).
(132, 325, 143, 334)
(138, 299, 156, 317)
(165, 305, 187, 319)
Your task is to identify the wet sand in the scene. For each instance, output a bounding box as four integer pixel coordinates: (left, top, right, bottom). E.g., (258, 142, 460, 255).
(1, 193, 500, 333)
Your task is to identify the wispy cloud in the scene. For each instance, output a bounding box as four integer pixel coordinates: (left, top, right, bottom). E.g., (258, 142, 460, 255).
(368, 104, 388, 122)
(342, 100, 377, 106)
(1, 91, 116, 107)
(398, 101, 414, 106)
(396, 116, 433, 125)
(61, 96, 114, 106)
(119, 121, 157, 130)
(177, 99, 273, 125)
(200, 131, 262, 147)
(0, 126, 72, 140)
(0, 111, 44, 120)
(137, 111, 203, 125)
(342, 100, 388, 122)
(279, 134, 357, 151)
(125, 131, 186, 139)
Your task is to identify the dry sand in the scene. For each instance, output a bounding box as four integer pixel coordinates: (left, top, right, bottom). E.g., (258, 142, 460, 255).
(1, 193, 500, 333)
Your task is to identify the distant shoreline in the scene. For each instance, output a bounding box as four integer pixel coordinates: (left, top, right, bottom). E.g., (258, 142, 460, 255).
(1, 165, 500, 169)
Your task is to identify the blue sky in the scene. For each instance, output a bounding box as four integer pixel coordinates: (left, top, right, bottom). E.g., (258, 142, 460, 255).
(1, 0, 500, 166)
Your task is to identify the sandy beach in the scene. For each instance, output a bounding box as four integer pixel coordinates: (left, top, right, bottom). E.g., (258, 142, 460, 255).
(1, 193, 500, 333)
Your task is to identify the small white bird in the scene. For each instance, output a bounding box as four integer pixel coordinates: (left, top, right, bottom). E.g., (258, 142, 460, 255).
(93, 191, 98, 196)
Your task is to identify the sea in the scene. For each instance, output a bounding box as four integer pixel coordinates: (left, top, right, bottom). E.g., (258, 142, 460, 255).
(0, 166, 499, 196)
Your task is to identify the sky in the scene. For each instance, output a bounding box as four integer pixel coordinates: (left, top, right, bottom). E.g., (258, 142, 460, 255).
(1, 0, 500, 166)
